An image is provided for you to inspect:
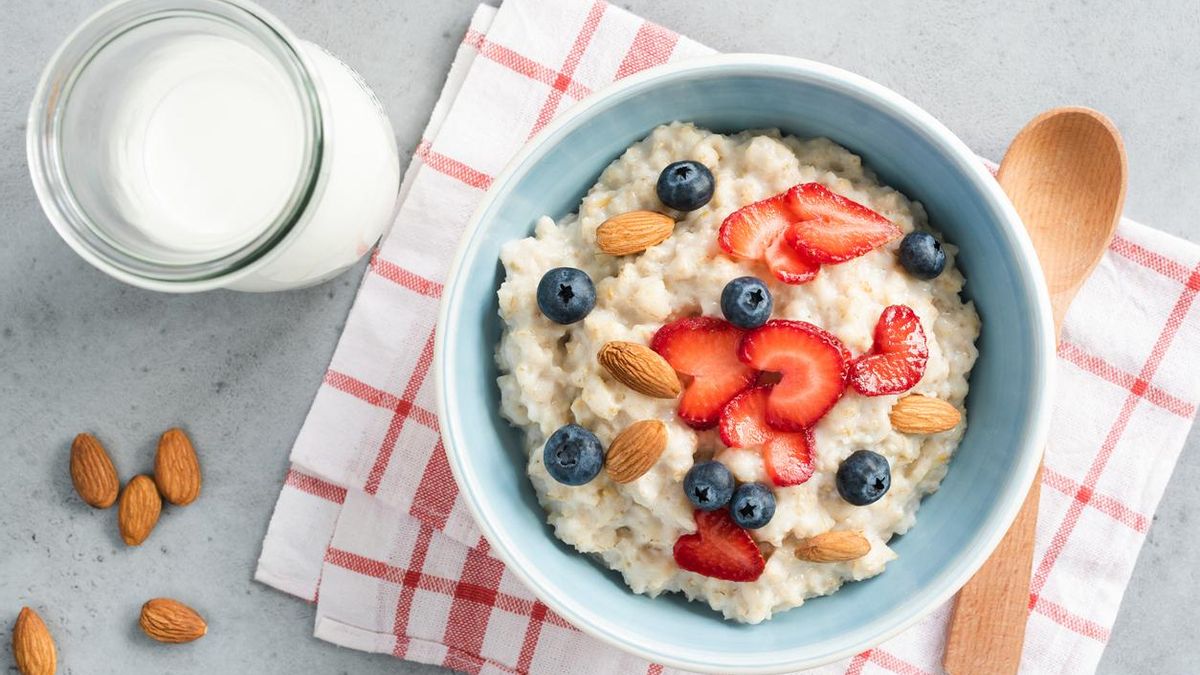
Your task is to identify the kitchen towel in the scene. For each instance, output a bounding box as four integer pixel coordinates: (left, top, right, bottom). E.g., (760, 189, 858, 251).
(255, 0, 1200, 672)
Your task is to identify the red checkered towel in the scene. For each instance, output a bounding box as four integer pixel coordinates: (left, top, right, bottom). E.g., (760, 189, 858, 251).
(255, 1, 1200, 672)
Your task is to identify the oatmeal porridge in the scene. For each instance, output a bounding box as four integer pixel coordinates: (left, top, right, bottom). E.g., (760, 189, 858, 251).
(495, 122, 980, 623)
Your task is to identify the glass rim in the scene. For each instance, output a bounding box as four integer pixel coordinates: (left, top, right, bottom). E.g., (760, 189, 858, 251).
(26, 0, 326, 285)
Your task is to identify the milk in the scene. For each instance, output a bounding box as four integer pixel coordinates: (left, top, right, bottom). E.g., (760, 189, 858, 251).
(39, 3, 401, 291)
(61, 29, 309, 261)
(131, 35, 306, 253)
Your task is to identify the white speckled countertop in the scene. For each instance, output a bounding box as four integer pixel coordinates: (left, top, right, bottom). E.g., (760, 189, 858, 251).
(1, 1, 1196, 672)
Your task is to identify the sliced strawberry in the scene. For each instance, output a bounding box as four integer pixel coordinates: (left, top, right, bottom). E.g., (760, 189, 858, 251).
(765, 230, 820, 284)
(849, 305, 929, 396)
(718, 193, 817, 284)
(718, 192, 792, 260)
(792, 320, 854, 365)
(783, 183, 901, 264)
(650, 317, 758, 429)
(720, 387, 816, 487)
(737, 320, 849, 431)
(673, 508, 766, 582)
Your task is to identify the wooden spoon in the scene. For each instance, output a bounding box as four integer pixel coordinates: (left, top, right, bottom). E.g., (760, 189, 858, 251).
(942, 108, 1127, 674)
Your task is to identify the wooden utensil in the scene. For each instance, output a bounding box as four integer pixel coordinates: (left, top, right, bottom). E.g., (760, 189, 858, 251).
(942, 107, 1127, 674)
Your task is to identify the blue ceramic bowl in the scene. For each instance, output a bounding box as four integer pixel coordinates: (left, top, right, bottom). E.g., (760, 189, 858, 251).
(435, 54, 1054, 673)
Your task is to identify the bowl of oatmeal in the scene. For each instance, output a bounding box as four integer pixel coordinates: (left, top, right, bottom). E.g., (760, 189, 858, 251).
(435, 54, 1054, 673)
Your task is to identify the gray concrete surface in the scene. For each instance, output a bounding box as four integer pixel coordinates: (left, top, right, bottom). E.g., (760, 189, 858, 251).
(1, 1, 1197, 672)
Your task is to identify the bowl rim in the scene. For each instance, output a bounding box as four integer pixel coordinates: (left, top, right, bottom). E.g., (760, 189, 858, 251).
(434, 53, 1055, 673)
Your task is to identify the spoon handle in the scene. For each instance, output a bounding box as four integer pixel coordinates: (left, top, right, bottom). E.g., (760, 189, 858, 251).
(943, 467, 1042, 674)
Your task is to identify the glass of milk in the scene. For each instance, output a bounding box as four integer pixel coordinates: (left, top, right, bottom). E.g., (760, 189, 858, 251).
(27, 0, 401, 292)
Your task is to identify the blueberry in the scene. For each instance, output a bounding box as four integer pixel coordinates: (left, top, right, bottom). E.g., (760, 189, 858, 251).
(836, 450, 891, 506)
(720, 276, 773, 329)
(730, 482, 776, 529)
(656, 160, 715, 212)
(543, 424, 604, 486)
(683, 461, 735, 510)
(898, 231, 946, 280)
(536, 267, 596, 324)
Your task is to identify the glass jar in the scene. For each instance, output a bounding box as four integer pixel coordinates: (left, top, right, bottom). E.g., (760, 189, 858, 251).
(27, 0, 401, 292)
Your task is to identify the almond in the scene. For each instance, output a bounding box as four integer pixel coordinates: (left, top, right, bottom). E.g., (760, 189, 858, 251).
(118, 475, 161, 546)
(889, 394, 962, 434)
(154, 428, 201, 506)
(597, 341, 681, 398)
(139, 598, 207, 643)
(595, 210, 675, 256)
(605, 420, 668, 483)
(12, 607, 56, 675)
(69, 432, 119, 509)
(795, 531, 871, 563)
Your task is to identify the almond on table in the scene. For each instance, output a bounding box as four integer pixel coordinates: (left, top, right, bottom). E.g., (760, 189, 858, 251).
(12, 607, 56, 675)
(118, 474, 162, 546)
(154, 427, 201, 506)
(69, 432, 119, 509)
(139, 598, 207, 643)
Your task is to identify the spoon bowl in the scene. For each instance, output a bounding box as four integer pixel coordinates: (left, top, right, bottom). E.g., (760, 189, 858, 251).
(998, 108, 1128, 329)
